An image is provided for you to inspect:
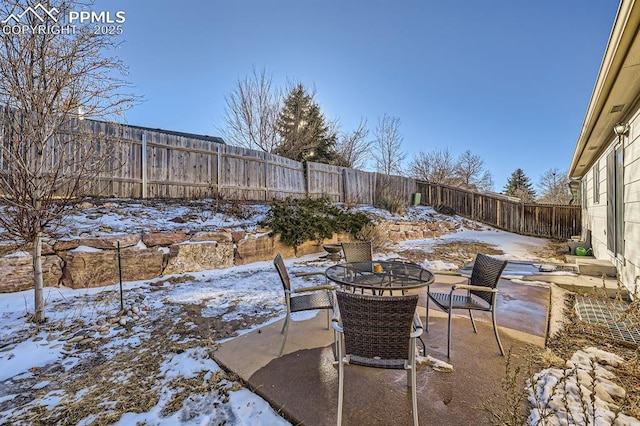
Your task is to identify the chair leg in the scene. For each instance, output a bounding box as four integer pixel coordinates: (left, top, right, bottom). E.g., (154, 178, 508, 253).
(326, 308, 331, 329)
(425, 296, 430, 332)
(279, 314, 290, 357)
(409, 338, 418, 426)
(337, 344, 345, 426)
(447, 308, 453, 359)
(407, 339, 415, 388)
(411, 369, 418, 426)
(491, 308, 505, 356)
(468, 309, 478, 333)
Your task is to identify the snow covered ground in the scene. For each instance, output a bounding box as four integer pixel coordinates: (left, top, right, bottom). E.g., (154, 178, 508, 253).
(0, 202, 635, 424)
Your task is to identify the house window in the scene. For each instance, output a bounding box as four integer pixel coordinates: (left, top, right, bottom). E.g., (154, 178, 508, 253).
(593, 162, 600, 204)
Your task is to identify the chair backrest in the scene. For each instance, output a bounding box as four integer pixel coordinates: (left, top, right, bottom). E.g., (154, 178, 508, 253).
(273, 254, 290, 291)
(341, 241, 373, 262)
(469, 253, 508, 305)
(336, 291, 418, 363)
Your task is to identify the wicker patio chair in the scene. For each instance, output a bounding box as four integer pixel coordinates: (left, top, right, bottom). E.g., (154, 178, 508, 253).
(332, 291, 422, 426)
(341, 241, 373, 262)
(274, 254, 334, 357)
(426, 253, 508, 358)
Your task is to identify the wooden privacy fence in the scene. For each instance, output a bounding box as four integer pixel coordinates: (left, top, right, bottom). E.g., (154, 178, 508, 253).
(42, 120, 422, 204)
(0, 115, 580, 240)
(417, 182, 581, 240)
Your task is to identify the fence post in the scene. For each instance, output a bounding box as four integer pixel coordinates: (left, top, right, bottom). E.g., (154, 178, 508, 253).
(264, 154, 269, 201)
(342, 168, 349, 204)
(217, 143, 222, 197)
(471, 192, 475, 219)
(520, 202, 525, 234)
(141, 132, 147, 199)
(304, 161, 310, 198)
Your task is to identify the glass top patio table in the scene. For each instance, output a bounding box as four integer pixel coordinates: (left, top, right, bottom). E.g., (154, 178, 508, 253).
(325, 260, 434, 293)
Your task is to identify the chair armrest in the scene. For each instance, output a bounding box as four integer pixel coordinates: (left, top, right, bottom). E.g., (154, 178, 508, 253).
(451, 284, 498, 293)
(331, 306, 343, 332)
(293, 285, 335, 293)
(411, 314, 424, 337)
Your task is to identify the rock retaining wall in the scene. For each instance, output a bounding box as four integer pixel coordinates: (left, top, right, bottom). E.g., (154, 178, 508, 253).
(0, 219, 457, 292)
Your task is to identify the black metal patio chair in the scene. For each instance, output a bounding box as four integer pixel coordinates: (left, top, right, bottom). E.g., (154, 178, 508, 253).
(273, 254, 334, 357)
(341, 241, 373, 262)
(332, 291, 422, 426)
(426, 253, 508, 358)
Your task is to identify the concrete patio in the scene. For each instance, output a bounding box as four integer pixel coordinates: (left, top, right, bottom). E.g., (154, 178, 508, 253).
(215, 274, 550, 425)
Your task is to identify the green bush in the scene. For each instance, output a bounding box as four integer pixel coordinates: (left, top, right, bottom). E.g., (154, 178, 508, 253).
(260, 197, 371, 253)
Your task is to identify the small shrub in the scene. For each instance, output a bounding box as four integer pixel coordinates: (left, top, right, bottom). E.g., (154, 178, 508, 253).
(224, 199, 250, 220)
(435, 204, 457, 215)
(356, 223, 386, 252)
(376, 195, 406, 215)
(260, 197, 371, 253)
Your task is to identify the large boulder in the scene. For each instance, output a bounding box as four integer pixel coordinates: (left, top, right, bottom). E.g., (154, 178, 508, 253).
(142, 232, 189, 247)
(163, 241, 234, 275)
(77, 234, 141, 250)
(53, 239, 80, 251)
(189, 231, 233, 243)
(61, 247, 164, 289)
(234, 233, 345, 265)
(0, 253, 63, 293)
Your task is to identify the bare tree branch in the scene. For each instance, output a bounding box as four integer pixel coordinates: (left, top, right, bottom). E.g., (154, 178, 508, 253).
(410, 148, 494, 191)
(373, 114, 405, 175)
(454, 149, 494, 191)
(335, 119, 370, 169)
(0, 0, 137, 322)
(222, 66, 281, 152)
(409, 149, 456, 184)
(537, 167, 572, 204)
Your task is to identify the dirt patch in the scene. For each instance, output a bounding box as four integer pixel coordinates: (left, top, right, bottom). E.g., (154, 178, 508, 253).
(530, 239, 569, 263)
(179, 301, 276, 341)
(397, 241, 503, 269)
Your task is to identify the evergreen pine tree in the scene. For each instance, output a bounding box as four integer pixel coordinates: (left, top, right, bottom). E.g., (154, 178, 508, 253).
(503, 168, 536, 202)
(274, 84, 340, 164)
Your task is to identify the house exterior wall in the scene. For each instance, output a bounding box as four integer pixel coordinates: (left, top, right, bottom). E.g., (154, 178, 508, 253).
(582, 109, 640, 297)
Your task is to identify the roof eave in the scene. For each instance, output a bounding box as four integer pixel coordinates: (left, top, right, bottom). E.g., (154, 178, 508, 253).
(569, 0, 640, 179)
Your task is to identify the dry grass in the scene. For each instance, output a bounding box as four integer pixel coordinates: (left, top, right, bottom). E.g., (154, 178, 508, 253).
(1, 296, 276, 425)
(397, 241, 503, 269)
(484, 290, 640, 425)
(531, 239, 572, 263)
(547, 293, 640, 420)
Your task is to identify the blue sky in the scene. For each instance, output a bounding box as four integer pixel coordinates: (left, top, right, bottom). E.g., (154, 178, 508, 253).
(99, 0, 619, 190)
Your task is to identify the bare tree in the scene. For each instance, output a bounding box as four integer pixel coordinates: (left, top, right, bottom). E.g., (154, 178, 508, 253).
(409, 149, 457, 184)
(335, 119, 371, 169)
(454, 149, 494, 191)
(223, 66, 282, 152)
(373, 114, 405, 175)
(0, 0, 136, 323)
(537, 167, 572, 204)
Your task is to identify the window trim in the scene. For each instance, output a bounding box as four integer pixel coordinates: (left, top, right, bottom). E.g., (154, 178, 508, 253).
(593, 161, 600, 204)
